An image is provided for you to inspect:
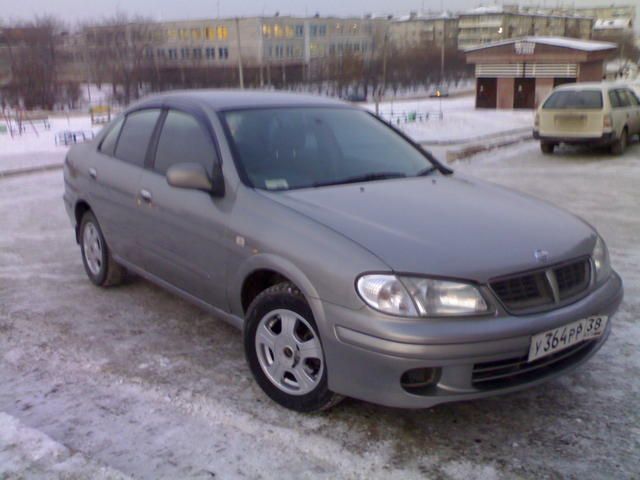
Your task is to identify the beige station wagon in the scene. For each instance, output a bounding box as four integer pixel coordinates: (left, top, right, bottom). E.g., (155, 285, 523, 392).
(534, 82, 640, 155)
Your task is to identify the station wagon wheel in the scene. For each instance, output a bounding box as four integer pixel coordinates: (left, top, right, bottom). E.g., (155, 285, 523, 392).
(79, 211, 125, 287)
(244, 282, 342, 412)
(611, 128, 627, 156)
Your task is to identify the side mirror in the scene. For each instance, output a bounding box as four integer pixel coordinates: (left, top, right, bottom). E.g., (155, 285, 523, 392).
(166, 162, 225, 197)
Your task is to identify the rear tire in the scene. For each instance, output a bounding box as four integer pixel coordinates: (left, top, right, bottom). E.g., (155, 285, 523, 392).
(79, 211, 125, 287)
(540, 141, 555, 154)
(244, 282, 342, 412)
(611, 128, 627, 156)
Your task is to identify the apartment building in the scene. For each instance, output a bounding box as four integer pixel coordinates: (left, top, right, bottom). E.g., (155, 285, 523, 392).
(389, 12, 459, 50)
(457, 6, 593, 50)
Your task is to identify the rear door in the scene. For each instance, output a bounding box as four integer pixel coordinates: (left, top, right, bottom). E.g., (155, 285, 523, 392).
(539, 89, 604, 138)
(620, 88, 640, 134)
(136, 108, 230, 308)
(89, 109, 161, 263)
(608, 89, 628, 137)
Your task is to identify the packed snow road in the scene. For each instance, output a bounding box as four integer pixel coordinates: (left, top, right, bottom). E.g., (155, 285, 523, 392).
(1, 140, 639, 479)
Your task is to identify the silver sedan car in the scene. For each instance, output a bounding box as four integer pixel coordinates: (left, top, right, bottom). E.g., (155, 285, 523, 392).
(63, 91, 623, 412)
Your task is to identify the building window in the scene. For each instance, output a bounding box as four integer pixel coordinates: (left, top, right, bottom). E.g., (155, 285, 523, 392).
(205, 27, 215, 40)
(168, 48, 177, 60)
(217, 25, 228, 40)
(295, 24, 304, 37)
(218, 47, 229, 59)
(318, 25, 327, 36)
(181, 47, 189, 59)
(310, 25, 317, 37)
(192, 48, 202, 59)
(273, 24, 284, 38)
(191, 28, 202, 40)
(205, 47, 215, 59)
(157, 48, 166, 58)
(167, 28, 178, 41)
(262, 24, 272, 37)
(179, 28, 189, 40)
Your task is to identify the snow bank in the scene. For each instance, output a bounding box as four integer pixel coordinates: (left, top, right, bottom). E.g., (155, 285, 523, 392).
(366, 96, 534, 143)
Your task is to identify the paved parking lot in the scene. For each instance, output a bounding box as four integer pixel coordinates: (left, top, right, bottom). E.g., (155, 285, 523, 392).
(1, 140, 639, 479)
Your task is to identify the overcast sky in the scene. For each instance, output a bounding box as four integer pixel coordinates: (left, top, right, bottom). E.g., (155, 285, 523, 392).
(0, 0, 636, 24)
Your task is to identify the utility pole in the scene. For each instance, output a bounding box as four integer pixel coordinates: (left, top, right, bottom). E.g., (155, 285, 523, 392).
(235, 17, 244, 89)
(440, 23, 445, 83)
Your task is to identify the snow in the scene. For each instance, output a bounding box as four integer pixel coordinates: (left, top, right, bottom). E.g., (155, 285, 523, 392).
(0, 136, 639, 478)
(364, 95, 534, 143)
(594, 18, 632, 30)
(0, 114, 104, 175)
(465, 36, 617, 53)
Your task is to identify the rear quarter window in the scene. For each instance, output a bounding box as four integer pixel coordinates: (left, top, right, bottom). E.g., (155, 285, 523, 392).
(98, 117, 124, 156)
(543, 90, 603, 110)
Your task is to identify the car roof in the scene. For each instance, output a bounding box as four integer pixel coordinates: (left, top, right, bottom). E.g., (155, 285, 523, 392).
(129, 89, 349, 112)
(553, 81, 635, 92)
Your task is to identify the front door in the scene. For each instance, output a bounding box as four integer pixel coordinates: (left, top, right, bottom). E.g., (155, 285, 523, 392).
(136, 109, 230, 309)
(514, 78, 536, 109)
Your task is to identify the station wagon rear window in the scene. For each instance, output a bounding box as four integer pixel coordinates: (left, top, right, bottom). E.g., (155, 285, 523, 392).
(543, 90, 603, 110)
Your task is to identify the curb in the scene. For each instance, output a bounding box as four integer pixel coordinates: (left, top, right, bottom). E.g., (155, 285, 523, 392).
(0, 163, 64, 179)
(420, 127, 532, 147)
(442, 131, 534, 163)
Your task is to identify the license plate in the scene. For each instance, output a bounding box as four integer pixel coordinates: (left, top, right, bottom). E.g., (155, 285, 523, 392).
(528, 316, 608, 362)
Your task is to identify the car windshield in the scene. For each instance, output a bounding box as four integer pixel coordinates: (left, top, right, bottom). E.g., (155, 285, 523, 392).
(543, 90, 603, 110)
(222, 107, 437, 190)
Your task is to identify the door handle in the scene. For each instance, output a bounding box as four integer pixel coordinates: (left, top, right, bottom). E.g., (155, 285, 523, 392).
(88, 168, 97, 179)
(139, 189, 152, 203)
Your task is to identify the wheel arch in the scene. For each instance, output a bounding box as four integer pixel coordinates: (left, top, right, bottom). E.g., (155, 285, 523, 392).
(74, 199, 92, 243)
(231, 254, 326, 329)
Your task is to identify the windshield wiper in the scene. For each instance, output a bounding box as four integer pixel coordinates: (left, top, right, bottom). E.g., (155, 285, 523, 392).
(416, 166, 438, 177)
(313, 172, 406, 188)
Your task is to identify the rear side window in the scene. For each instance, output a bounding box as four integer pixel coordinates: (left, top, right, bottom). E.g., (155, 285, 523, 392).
(543, 90, 603, 109)
(153, 110, 218, 175)
(608, 90, 623, 108)
(99, 117, 124, 156)
(615, 89, 633, 108)
(114, 109, 161, 167)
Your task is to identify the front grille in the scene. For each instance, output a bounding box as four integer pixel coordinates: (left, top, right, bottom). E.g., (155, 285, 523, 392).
(490, 258, 591, 314)
(472, 339, 597, 389)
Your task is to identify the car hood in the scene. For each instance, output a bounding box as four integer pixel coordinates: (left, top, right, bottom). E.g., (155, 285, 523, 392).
(261, 174, 596, 283)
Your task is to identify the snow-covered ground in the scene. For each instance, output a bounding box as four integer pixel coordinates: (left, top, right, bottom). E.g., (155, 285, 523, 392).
(0, 139, 639, 479)
(366, 95, 534, 143)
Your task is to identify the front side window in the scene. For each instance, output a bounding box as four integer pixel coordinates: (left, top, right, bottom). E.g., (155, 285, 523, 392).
(114, 109, 161, 167)
(543, 90, 603, 110)
(223, 108, 436, 191)
(99, 116, 125, 156)
(154, 111, 218, 175)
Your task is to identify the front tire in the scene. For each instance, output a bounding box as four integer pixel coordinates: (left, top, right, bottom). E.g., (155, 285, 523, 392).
(79, 211, 125, 287)
(244, 282, 342, 412)
(611, 128, 627, 155)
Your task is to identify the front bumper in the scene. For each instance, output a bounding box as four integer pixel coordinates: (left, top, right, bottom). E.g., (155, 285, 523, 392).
(533, 130, 616, 146)
(320, 271, 623, 408)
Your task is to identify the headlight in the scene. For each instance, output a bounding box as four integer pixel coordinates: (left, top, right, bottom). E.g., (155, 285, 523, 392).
(356, 274, 490, 317)
(592, 235, 611, 283)
(356, 275, 418, 317)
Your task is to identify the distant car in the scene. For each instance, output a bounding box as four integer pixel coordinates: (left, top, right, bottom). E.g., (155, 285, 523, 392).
(345, 92, 367, 102)
(429, 85, 449, 98)
(64, 90, 622, 412)
(534, 82, 640, 155)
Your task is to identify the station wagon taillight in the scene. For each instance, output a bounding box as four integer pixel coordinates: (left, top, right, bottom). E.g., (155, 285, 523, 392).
(603, 114, 613, 130)
(534, 113, 539, 128)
